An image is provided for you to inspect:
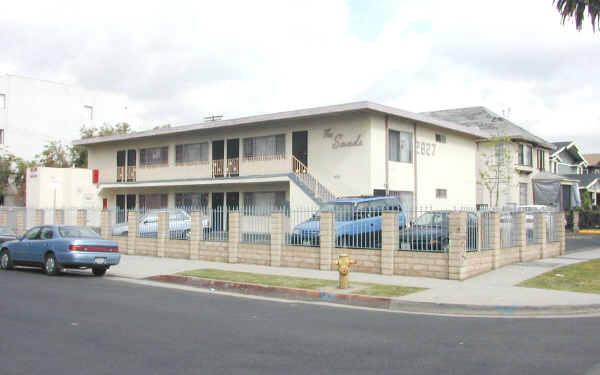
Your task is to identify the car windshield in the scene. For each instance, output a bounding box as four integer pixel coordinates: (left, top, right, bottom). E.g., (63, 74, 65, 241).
(59, 226, 101, 239)
(414, 213, 448, 226)
(0, 226, 16, 236)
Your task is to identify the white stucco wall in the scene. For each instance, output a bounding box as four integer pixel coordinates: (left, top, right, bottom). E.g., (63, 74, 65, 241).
(26, 167, 100, 209)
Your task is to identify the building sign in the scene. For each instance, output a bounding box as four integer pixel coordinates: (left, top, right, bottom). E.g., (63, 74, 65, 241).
(324, 128, 363, 149)
(416, 141, 437, 157)
(29, 167, 38, 178)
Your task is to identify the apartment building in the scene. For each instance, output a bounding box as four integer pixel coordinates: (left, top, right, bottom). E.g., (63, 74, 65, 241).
(424, 107, 578, 209)
(74, 102, 485, 220)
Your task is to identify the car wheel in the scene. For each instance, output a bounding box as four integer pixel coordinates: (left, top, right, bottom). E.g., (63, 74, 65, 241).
(0, 249, 13, 270)
(44, 253, 60, 276)
(92, 267, 107, 277)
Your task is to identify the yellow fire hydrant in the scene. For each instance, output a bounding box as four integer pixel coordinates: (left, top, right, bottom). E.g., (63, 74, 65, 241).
(335, 254, 357, 289)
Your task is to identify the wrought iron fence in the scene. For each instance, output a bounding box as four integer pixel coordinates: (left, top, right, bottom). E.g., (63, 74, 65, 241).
(478, 210, 494, 250)
(285, 207, 320, 247)
(201, 207, 229, 242)
(241, 206, 274, 244)
(547, 212, 561, 242)
(335, 207, 388, 250)
(500, 211, 519, 248)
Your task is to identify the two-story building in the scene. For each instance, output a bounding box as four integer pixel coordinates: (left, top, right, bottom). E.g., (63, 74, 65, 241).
(550, 141, 588, 175)
(423, 107, 579, 209)
(74, 102, 486, 222)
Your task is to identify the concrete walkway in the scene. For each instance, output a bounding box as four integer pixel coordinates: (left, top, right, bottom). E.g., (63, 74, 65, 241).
(109, 248, 600, 309)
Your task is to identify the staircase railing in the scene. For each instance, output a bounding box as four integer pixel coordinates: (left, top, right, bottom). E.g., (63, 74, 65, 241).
(290, 156, 336, 202)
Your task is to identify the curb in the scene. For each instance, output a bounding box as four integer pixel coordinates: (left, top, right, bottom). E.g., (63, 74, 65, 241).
(578, 230, 600, 235)
(146, 274, 600, 317)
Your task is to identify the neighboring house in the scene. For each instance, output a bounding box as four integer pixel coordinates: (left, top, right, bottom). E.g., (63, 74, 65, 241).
(584, 153, 600, 175)
(25, 167, 101, 209)
(550, 141, 587, 175)
(0, 74, 134, 160)
(423, 107, 577, 210)
(563, 173, 600, 208)
(73, 101, 486, 226)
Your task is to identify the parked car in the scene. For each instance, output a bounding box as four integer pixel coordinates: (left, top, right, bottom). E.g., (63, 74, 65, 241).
(399, 211, 478, 251)
(0, 225, 120, 276)
(112, 209, 192, 239)
(0, 226, 17, 245)
(290, 196, 406, 247)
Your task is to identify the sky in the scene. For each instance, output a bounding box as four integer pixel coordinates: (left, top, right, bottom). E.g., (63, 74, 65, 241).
(1, 0, 599, 157)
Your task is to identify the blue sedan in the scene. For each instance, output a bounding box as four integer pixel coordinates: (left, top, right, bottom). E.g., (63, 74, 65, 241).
(0, 225, 120, 277)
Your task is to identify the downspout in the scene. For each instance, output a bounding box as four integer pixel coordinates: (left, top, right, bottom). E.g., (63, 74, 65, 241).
(385, 115, 389, 195)
(414, 122, 418, 213)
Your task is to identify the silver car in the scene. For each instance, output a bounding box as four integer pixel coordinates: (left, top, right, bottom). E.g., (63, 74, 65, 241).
(112, 209, 192, 239)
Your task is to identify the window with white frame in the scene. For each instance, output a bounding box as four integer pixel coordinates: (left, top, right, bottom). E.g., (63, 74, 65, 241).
(140, 146, 169, 166)
(495, 143, 505, 164)
(435, 133, 446, 144)
(175, 192, 208, 211)
(517, 144, 533, 166)
(436, 189, 447, 199)
(243, 134, 285, 160)
(175, 143, 209, 164)
(139, 193, 168, 210)
(84, 105, 93, 120)
(243, 191, 286, 213)
(537, 149, 546, 171)
(0, 94, 5, 109)
(389, 130, 412, 163)
(519, 183, 528, 205)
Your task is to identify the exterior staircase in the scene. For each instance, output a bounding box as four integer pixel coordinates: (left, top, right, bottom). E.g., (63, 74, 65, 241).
(289, 156, 336, 205)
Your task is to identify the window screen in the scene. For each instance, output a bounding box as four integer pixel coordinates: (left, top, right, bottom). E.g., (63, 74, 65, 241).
(176, 143, 209, 164)
(243, 135, 285, 159)
(140, 146, 169, 166)
(389, 130, 412, 163)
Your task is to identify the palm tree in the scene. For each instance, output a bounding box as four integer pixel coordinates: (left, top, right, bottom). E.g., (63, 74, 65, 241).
(554, 0, 600, 31)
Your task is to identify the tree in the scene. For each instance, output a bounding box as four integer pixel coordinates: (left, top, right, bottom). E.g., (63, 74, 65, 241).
(35, 141, 70, 168)
(554, 0, 600, 31)
(70, 123, 133, 168)
(478, 129, 514, 209)
(0, 149, 34, 205)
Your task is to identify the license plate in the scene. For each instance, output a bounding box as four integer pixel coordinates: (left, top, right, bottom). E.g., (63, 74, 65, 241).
(94, 258, 106, 265)
(401, 242, 411, 250)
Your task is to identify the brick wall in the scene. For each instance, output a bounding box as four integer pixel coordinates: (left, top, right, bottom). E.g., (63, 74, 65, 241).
(463, 251, 494, 278)
(238, 243, 270, 265)
(135, 238, 158, 256)
(165, 240, 190, 259)
(281, 246, 320, 269)
(395, 252, 449, 279)
(332, 248, 381, 274)
(197, 241, 228, 263)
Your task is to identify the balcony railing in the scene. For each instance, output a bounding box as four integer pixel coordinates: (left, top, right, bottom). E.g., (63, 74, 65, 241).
(127, 166, 136, 182)
(227, 158, 239, 177)
(117, 167, 125, 182)
(212, 159, 225, 177)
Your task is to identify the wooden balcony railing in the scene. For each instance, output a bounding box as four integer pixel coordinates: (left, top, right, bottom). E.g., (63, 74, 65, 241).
(116, 167, 125, 182)
(227, 158, 239, 177)
(127, 166, 136, 182)
(212, 159, 225, 177)
(291, 156, 308, 174)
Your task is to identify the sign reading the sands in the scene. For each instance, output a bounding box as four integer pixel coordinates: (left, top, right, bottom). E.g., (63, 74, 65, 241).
(324, 128, 363, 149)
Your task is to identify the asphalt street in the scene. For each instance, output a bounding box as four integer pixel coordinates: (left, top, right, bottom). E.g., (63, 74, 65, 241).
(567, 234, 600, 253)
(1, 268, 600, 375)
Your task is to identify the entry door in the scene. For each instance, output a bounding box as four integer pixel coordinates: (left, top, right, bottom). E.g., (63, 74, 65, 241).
(127, 149, 137, 182)
(226, 139, 239, 177)
(116, 195, 126, 223)
(212, 193, 224, 231)
(126, 194, 136, 211)
(292, 131, 308, 167)
(116, 151, 126, 182)
(212, 140, 225, 177)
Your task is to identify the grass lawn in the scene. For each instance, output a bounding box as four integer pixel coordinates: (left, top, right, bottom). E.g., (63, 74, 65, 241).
(518, 259, 600, 294)
(177, 269, 425, 297)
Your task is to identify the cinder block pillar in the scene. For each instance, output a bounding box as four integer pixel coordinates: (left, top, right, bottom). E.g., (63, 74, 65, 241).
(35, 209, 44, 226)
(189, 211, 202, 260)
(156, 211, 168, 258)
(16, 210, 25, 236)
(127, 211, 138, 256)
(0, 209, 7, 226)
(535, 212, 546, 258)
(559, 211, 566, 255)
(448, 212, 467, 280)
(573, 211, 579, 232)
(516, 212, 526, 262)
(228, 211, 240, 263)
(319, 210, 334, 271)
(55, 209, 65, 225)
(77, 209, 87, 227)
(381, 211, 398, 276)
(100, 209, 111, 240)
(490, 212, 500, 269)
(270, 211, 284, 267)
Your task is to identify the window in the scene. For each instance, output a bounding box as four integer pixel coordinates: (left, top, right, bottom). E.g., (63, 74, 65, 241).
(176, 143, 209, 164)
(243, 191, 286, 212)
(0, 94, 5, 109)
(243, 134, 285, 160)
(389, 130, 412, 163)
(175, 192, 208, 211)
(495, 143, 505, 164)
(41, 227, 54, 240)
(84, 105, 93, 120)
(24, 227, 41, 240)
(518, 144, 533, 166)
(436, 189, 447, 199)
(139, 194, 168, 210)
(537, 149, 546, 171)
(435, 133, 446, 144)
(0, 129, 4, 145)
(140, 146, 169, 166)
(519, 183, 528, 205)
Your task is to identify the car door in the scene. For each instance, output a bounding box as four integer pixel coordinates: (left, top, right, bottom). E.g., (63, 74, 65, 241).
(37, 227, 55, 263)
(14, 227, 41, 262)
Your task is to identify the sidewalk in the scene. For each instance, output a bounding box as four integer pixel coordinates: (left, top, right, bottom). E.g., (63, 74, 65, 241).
(109, 247, 600, 313)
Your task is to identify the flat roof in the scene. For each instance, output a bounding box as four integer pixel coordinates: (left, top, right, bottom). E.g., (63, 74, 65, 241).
(73, 101, 488, 146)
